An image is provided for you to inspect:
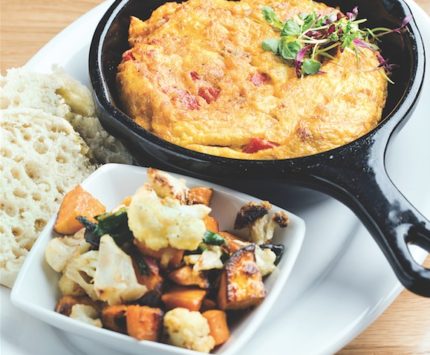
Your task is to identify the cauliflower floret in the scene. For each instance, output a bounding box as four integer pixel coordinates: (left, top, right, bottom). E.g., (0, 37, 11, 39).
(147, 168, 189, 203)
(58, 274, 85, 296)
(234, 202, 288, 244)
(45, 229, 90, 272)
(128, 185, 210, 251)
(69, 304, 102, 328)
(184, 246, 224, 271)
(255, 246, 277, 276)
(64, 250, 99, 300)
(93, 235, 147, 305)
(249, 214, 277, 244)
(164, 308, 215, 353)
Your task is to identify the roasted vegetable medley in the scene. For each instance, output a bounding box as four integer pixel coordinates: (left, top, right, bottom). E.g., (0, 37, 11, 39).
(45, 168, 289, 353)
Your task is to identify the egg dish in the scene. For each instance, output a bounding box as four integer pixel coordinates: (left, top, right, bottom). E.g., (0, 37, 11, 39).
(117, 0, 387, 159)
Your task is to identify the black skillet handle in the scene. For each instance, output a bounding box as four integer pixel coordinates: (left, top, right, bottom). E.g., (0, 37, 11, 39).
(304, 136, 430, 297)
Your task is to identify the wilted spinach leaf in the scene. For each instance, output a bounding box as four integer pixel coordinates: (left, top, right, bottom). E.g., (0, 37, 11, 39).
(76, 207, 133, 249)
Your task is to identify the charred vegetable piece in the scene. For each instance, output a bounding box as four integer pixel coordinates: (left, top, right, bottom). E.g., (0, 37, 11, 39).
(168, 266, 209, 289)
(158, 247, 185, 269)
(134, 253, 150, 276)
(134, 240, 184, 269)
(187, 187, 213, 206)
(77, 208, 133, 248)
(147, 167, 189, 203)
(204, 215, 219, 233)
(126, 305, 164, 341)
(202, 310, 230, 346)
(260, 243, 285, 265)
(234, 202, 288, 245)
(272, 211, 289, 227)
(133, 255, 164, 292)
(136, 290, 163, 308)
(201, 298, 218, 312)
(234, 201, 271, 229)
(203, 231, 225, 246)
(54, 185, 106, 235)
(161, 287, 207, 311)
(217, 245, 265, 310)
(219, 231, 250, 254)
(101, 305, 128, 333)
(55, 295, 97, 316)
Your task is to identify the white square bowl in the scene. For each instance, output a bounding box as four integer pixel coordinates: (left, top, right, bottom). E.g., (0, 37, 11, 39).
(11, 164, 305, 355)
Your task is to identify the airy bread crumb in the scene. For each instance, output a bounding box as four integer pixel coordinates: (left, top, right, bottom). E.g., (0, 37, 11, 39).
(0, 108, 95, 287)
(0, 67, 133, 164)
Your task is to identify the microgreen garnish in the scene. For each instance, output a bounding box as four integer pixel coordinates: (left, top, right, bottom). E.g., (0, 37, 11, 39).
(261, 6, 410, 80)
(262, 6, 284, 30)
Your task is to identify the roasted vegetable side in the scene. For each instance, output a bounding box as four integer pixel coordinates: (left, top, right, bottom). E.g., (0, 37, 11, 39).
(46, 168, 290, 353)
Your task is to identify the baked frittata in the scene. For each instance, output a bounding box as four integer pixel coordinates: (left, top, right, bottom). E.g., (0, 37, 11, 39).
(117, 0, 387, 159)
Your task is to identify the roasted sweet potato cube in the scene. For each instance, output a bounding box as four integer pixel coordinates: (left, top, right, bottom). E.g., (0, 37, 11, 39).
(55, 295, 97, 316)
(204, 215, 219, 233)
(217, 245, 265, 310)
(54, 185, 106, 235)
(203, 310, 230, 346)
(159, 247, 184, 269)
(161, 287, 207, 311)
(102, 305, 128, 333)
(219, 231, 250, 254)
(122, 196, 132, 206)
(134, 240, 164, 259)
(133, 256, 164, 292)
(134, 240, 184, 269)
(188, 187, 213, 206)
(126, 305, 163, 341)
(168, 266, 209, 289)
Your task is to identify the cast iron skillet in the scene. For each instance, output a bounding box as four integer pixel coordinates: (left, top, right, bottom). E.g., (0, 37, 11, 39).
(89, 0, 430, 296)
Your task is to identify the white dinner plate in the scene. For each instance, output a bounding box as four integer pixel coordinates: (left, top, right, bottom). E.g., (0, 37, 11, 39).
(1, 1, 429, 354)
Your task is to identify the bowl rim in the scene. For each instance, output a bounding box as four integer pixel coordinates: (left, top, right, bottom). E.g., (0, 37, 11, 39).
(89, 0, 426, 167)
(10, 163, 306, 355)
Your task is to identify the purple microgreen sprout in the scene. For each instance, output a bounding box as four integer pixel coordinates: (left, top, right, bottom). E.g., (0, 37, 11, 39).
(393, 15, 412, 33)
(295, 45, 312, 76)
(376, 52, 397, 84)
(346, 6, 359, 21)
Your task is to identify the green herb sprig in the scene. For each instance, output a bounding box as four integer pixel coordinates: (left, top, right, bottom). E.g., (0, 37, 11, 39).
(261, 6, 410, 79)
(202, 231, 226, 246)
(77, 207, 133, 249)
